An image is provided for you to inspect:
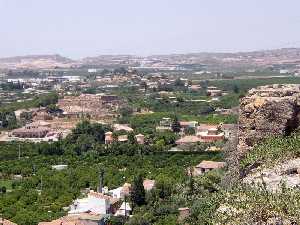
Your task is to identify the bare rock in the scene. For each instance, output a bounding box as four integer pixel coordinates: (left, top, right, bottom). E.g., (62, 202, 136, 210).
(238, 84, 300, 158)
(243, 158, 300, 191)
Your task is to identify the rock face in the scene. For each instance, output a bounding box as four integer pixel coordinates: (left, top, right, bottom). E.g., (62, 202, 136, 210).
(238, 84, 300, 158)
(243, 158, 300, 191)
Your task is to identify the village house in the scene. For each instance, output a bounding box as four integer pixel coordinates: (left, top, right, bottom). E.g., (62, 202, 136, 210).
(105, 132, 129, 144)
(156, 117, 172, 131)
(179, 121, 198, 133)
(11, 123, 50, 138)
(188, 84, 201, 91)
(68, 190, 119, 215)
(206, 86, 223, 97)
(109, 183, 131, 199)
(104, 131, 113, 144)
(175, 135, 201, 145)
(135, 133, 145, 144)
(113, 124, 133, 132)
(9, 122, 61, 142)
(115, 202, 132, 217)
(105, 132, 145, 144)
(38, 213, 107, 225)
(118, 135, 128, 143)
(196, 127, 225, 142)
(176, 124, 225, 146)
(193, 160, 226, 176)
(143, 179, 155, 191)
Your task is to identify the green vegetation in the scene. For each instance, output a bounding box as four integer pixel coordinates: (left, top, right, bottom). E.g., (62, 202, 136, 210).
(209, 77, 300, 93)
(240, 133, 300, 171)
(0, 120, 223, 225)
(1, 92, 58, 112)
(0, 92, 59, 130)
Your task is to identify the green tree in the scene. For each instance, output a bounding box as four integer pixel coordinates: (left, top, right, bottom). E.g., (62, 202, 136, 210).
(233, 84, 240, 93)
(131, 174, 146, 208)
(1, 186, 6, 193)
(155, 175, 173, 200)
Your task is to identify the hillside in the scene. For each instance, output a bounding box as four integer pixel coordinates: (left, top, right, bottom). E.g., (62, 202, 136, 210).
(0, 54, 75, 69)
(1, 48, 300, 71)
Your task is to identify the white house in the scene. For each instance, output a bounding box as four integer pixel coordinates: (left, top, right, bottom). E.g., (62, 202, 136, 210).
(68, 191, 112, 215)
(115, 202, 132, 216)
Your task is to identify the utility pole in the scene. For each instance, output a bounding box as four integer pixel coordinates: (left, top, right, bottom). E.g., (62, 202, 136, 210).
(40, 176, 43, 193)
(98, 169, 104, 193)
(18, 143, 21, 160)
(124, 195, 127, 217)
(33, 164, 36, 175)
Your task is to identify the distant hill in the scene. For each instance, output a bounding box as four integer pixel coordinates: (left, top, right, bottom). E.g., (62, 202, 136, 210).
(0, 54, 76, 69)
(1, 48, 300, 70)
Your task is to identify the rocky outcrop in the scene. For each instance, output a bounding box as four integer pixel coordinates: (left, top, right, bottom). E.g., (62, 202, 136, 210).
(238, 84, 300, 158)
(243, 158, 300, 191)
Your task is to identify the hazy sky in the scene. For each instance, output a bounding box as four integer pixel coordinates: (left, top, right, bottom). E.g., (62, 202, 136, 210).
(1, 0, 300, 58)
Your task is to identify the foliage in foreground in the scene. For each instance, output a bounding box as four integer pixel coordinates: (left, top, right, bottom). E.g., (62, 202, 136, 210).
(240, 133, 300, 172)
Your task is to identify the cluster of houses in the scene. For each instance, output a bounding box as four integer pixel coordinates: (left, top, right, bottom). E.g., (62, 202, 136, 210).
(1, 156, 226, 225)
(156, 117, 235, 147)
(37, 179, 156, 225)
(104, 124, 145, 145)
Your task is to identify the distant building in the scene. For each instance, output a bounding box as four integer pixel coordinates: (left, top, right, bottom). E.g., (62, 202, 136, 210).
(280, 69, 290, 74)
(178, 207, 190, 222)
(113, 124, 133, 132)
(9, 122, 61, 142)
(175, 136, 201, 145)
(117, 135, 128, 142)
(115, 202, 132, 217)
(68, 190, 119, 215)
(143, 179, 155, 191)
(193, 160, 226, 175)
(51, 165, 68, 171)
(156, 117, 172, 131)
(38, 213, 107, 225)
(105, 132, 113, 144)
(188, 85, 201, 91)
(196, 127, 224, 142)
(88, 68, 97, 73)
(179, 121, 198, 129)
(11, 123, 50, 138)
(135, 134, 145, 144)
(207, 88, 222, 97)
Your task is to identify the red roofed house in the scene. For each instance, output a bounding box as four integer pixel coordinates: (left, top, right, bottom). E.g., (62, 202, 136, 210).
(196, 124, 225, 143)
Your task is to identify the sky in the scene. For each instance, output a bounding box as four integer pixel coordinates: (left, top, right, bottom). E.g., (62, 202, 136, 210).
(1, 0, 300, 58)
